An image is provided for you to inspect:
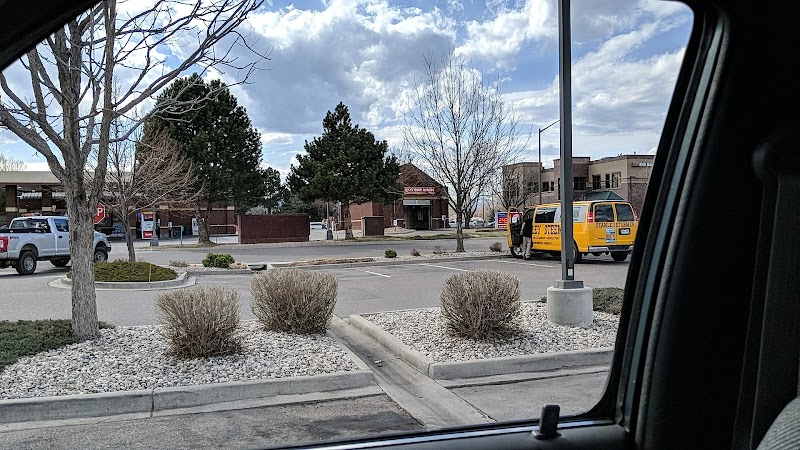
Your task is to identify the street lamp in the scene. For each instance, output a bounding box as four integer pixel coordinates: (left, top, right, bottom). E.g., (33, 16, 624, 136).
(538, 119, 559, 205)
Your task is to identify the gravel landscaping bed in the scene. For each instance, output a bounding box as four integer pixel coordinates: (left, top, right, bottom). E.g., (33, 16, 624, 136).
(0, 321, 358, 399)
(366, 303, 619, 363)
(284, 251, 508, 267)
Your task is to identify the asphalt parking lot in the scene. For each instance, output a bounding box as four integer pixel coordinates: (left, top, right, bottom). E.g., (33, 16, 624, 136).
(0, 256, 628, 326)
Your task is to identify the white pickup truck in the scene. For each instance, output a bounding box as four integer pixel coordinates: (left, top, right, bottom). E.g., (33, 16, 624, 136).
(0, 216, 111, 275)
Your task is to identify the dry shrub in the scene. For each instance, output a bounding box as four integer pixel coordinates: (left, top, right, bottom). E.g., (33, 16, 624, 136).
(155, 286, 242, 358)
(433, 245, 447, 254)
(251, 269, 337, 334)
(228, 262, 249, 270)
(440, 270, 521, 340)
(169, 260, 188, 267)
(489, 242, 503, 252)
(410, 248, 421, 256)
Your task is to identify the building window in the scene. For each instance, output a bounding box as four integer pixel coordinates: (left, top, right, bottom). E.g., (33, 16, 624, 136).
(612, 172, 622, 188)
(550, 181, 554, 191)
(574, 176, 587, 190)
(592, 175, 601, 190)
(605, 173, 611, 189)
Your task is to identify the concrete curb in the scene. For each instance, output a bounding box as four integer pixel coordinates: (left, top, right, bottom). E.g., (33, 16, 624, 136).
(0, 370, 376, 424)
(270, 254, 508, 271)
(56, 272, 196, 290)
(349, 313, 614, 380)
(348, 315, 433, 375)
(327, 316, 372, 371)
(184, 269, 255, 276)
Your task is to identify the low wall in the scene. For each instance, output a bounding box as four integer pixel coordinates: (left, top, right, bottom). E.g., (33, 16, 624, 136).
(239, 215, 310, 244)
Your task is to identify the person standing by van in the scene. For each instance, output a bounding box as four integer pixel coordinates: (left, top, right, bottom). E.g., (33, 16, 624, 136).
(521, 214, 533, 260)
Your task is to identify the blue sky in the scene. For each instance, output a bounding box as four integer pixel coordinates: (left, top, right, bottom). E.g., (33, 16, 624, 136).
(0, 0, 692, 177)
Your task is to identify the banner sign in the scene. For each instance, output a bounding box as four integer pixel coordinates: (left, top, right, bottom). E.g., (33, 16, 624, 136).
(404, 186, 436, 195)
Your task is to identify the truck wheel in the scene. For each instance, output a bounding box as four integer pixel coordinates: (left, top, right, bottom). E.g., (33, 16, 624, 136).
(611, 252, 628, 262)
(51, 259, 70, 267)
(93, 247, 109, 263)
(15, 251, 37, 275)
(510, 246, 524, 258)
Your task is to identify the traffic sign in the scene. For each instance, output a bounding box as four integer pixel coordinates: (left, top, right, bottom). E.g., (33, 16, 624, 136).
(94, 202, 108, 224)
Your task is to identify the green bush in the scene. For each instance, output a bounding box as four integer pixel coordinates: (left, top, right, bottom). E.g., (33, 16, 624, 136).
(489, 242, 503, 252)
(155, 286, 242, 358)
(385, 249, 397, 258)
(440, 270, 521, 340)
(202, 253, 235, 268)
(0, 320, 113, 371)
(593, 287, 624, 315)
(251, 269, 337, 334)
(68, 261, 177, 282)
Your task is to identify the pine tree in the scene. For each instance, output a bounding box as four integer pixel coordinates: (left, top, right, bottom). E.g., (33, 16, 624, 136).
(288, 102, 402, 239)
(145, 74, 276, 243)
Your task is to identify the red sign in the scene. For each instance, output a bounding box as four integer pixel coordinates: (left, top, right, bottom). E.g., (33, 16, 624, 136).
(94, 202, 108, 225)
(497, 211, 509, 228)
(404, 186, 436, 195)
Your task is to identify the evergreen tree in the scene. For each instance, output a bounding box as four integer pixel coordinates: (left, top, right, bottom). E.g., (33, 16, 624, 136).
(145, 74, 276, 242)
(288, 102, 402, 239)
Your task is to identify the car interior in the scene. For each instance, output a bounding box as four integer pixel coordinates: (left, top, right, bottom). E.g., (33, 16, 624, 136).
(1, 0, 798, 448)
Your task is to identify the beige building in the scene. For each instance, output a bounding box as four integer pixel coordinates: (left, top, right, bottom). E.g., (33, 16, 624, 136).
(502, 154, 654, 214)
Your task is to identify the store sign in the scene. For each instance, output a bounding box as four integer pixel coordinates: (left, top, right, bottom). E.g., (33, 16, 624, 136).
(632, 162, 654, 167)
(496, 211, 508, 229)
(404, 186, 436, 195)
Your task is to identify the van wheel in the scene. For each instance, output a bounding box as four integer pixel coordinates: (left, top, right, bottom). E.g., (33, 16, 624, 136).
(573, 242, 583, 264)
(510, 246, 524, 258)
(611, 252, 628, 262)
(15, 250, 37, 275)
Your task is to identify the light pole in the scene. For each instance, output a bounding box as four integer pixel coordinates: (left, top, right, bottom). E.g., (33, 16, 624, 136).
(326, 201, 333, 240)
(538, 119, 559, 205)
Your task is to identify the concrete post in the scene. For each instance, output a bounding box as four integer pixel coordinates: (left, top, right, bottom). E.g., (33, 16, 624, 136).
(547, 286, 594, 327)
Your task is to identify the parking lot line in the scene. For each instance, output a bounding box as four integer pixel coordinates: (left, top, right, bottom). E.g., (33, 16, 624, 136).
(417, 263, 469, 272)
(492, 260, 556, 268)
(363, 270, 391, 278)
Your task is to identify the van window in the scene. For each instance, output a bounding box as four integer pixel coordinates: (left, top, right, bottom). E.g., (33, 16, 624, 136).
(534, 207, 557, 224)
(594, 204, 615, 222)
(615, 204, 635, 221)
(554, 206, 586, 223)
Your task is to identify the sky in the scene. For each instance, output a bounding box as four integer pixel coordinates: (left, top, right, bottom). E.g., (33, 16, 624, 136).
(0, 0, 693, 178)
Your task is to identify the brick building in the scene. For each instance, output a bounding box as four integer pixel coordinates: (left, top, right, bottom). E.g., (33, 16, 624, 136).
(502, 154, 654, 215)
(0, 171, 236, 236)
(346, 163, 449, 230)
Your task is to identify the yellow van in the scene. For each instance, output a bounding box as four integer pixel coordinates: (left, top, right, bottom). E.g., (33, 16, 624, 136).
(506, 200, 638, 262)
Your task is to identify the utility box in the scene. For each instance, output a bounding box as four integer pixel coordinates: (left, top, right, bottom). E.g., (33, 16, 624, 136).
(362, 216, 385, 236)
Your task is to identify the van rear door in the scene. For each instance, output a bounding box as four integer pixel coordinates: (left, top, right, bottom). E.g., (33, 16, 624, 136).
(613, 202, 637, 247)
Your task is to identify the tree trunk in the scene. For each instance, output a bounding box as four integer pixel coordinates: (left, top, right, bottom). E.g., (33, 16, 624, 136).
(122, 214, 136, 262)
(455, 209, 465, 252)
(196, 206, 212, 244)
(64, 179, 100, 339)
(342, 203, 355, 240)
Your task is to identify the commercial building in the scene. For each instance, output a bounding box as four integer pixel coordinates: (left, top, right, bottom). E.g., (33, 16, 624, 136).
(0, 171, 236, 236)
(347, 163, 450, 230)
(502, 154, 655, 214)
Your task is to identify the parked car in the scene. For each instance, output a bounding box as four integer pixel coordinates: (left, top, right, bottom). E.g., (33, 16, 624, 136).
(0, 216, 111, 275)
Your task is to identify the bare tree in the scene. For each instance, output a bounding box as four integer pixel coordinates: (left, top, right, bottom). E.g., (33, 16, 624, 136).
(0, 0, 264, 338)
(490, 164, 539, 212)
(403, 54, 527, 251)
(0, 154, 26, 171)
(106, 127, 201, 262)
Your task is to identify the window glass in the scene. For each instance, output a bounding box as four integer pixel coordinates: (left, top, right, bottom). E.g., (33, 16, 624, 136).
(534, 207, 557, 223)
(615, 203, 635, 221)
(53, 219, 69, 232)
(594, 204, 615, 222)
(554, 206, 586, 222)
